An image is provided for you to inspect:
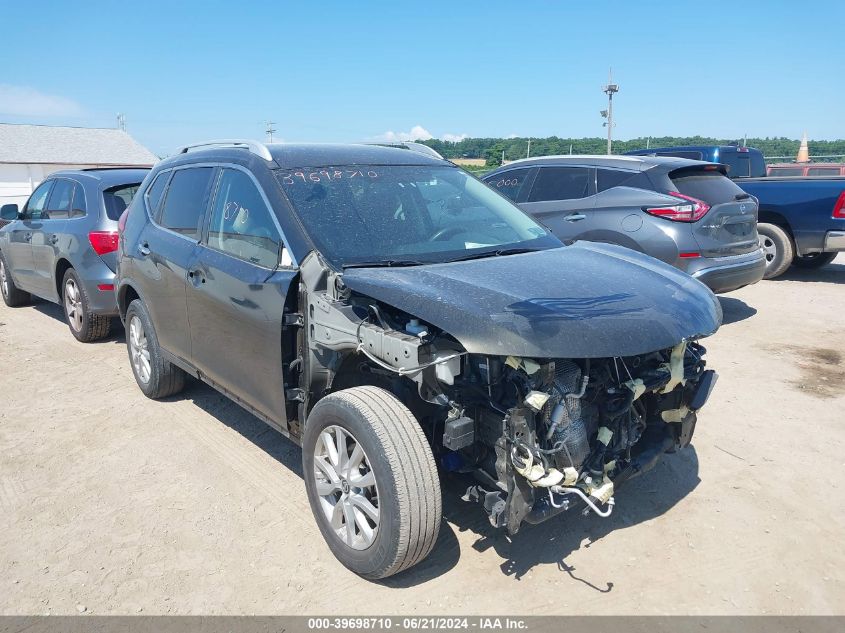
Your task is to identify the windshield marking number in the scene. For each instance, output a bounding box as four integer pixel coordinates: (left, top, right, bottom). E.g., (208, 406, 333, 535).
(280, 169, 379, 185)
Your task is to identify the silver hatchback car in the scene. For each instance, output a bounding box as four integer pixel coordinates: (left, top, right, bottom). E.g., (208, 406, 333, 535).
(0, 168, 148, 341)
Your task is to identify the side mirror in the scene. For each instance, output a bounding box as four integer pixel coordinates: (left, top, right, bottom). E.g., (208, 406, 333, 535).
(0, 204, 20, 221)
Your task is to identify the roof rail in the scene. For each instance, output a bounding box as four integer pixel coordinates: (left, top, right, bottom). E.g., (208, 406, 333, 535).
(174, 139, 274, 162)
(363, 142, 444, 160)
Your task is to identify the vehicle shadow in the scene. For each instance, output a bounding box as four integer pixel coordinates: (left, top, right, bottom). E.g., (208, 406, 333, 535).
(31, 300, 125, 344)
(180, 379, 464, 582)
(771, 260, 845, 285)
(435, 447, 700, 586)
(718, 296, 757, 325)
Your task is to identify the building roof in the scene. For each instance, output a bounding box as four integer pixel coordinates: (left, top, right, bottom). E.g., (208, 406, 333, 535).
(0, 123, 158, 166)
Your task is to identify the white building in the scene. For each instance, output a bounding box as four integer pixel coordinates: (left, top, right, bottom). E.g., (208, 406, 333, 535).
(0, 123, 158, 207)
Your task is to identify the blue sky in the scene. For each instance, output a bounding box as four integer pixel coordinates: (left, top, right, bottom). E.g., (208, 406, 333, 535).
(1, 0, 842, 155)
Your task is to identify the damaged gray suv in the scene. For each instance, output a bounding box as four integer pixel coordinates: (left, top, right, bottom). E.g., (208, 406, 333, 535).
(116, 140, 721, 579)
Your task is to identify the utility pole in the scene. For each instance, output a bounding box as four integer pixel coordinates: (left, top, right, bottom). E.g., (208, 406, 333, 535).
(601, 69, 619, 155)
(501, 149, 505, 165)
(526, 138, 531, 158)
(116, 113, 126, 132)
(264, 121, 277, 143)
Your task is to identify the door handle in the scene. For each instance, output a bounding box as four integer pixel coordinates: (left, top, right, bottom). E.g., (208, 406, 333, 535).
(564, 213, 586, 222)
(138, 243, 151, 256)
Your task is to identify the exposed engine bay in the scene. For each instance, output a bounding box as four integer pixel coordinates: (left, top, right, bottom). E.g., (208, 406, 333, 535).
(291, 254, 718, 532)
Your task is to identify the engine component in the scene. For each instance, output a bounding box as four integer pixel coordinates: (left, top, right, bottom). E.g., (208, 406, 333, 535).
(546, 360, 590, 470)
(443, 416, 475, 451)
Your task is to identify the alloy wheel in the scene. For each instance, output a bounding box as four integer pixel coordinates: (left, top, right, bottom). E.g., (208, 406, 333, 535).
(759, 235, 776, 265)
(312, 425, 380, 550)
(64, 279, 84, 331)
(129, 315, 151, 384)
(0, 260, 7, 298)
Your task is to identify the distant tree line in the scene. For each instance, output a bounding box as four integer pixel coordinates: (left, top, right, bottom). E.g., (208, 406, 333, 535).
(418, 136, 845, 167)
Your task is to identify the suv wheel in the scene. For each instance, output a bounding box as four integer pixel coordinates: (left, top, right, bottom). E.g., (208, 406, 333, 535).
(303, 386, 442, 579)
(0, 251, 30, 307)
(125, 298, 185, 399)
(62, 268, 111, 342)
(792, 252, 838, 269)
(757, 223, 794, 279)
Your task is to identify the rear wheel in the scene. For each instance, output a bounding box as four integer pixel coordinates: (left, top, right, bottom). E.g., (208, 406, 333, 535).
(62, 268, 111, 342)
(125, 298, 185, 399)
(303, 386, 441, 579)
(757, 223, 794, 279)
(0, 251, 30, 307)
(792, 252, 838, 269)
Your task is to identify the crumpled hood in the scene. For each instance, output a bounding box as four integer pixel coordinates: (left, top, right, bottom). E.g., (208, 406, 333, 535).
(341, 243, 722, 359)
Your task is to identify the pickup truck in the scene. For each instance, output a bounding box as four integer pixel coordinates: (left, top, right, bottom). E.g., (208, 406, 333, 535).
(626, 145, 845, 278)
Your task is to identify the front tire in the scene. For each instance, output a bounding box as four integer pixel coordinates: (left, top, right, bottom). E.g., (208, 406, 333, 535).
(757, 223, 794, 279)
(62, 268, 111, 342)
(792, 252, 838, 269)
(125, 298, 185, 399)
(303, 386, 442, 579)
(0, 251, 30, 307)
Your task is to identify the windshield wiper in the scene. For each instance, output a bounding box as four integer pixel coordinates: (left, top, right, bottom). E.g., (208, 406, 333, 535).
(446, 247, 540, 263)
(342, 259, 428, 269)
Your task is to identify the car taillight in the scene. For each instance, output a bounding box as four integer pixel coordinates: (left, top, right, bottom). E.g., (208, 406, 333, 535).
(118, 208, 129, 234)
(833, 191, 845, 219)
(88, 231, 119, 256)
(644, 192, 710, 222)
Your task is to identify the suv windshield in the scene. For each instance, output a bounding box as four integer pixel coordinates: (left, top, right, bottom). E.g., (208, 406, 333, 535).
(276, 165, 557, 267)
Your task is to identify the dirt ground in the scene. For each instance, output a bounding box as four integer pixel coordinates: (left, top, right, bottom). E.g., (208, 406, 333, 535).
(1, 256, 844, 616)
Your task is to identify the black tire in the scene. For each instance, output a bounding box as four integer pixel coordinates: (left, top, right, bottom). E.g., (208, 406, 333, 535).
(757, 222, 794, 279)
(792, 252, 838, 269)
(125, 298, 185, 399)
(62, 268, 111, 342)
(0, 250, 30, 307)
(302, 386, 441, 579)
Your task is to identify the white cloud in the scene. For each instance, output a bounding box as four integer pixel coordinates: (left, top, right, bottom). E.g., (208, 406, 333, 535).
(375, 125, 433, 142)
(0, 84, 84, 117)
(373, 125, 469, 144)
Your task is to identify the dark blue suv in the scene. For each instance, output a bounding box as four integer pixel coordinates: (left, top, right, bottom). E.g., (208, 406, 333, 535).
(116, 140, 721, 579)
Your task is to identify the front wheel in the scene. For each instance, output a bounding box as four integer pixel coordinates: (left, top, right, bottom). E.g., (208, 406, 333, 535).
(302, 386, 442, 579)
(0, 251, 30, 307)
(757, 223, 794, 279)
(792, 252, 838, 269)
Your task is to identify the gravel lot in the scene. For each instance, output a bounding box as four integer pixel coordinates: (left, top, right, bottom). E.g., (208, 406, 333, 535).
(1, 256, 844, 615)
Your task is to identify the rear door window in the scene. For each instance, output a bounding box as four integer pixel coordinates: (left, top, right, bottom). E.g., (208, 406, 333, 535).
(43, 179, 74, 220)
(528, 167, 592, 202)
(24, 181, 53, 220)
(159, 167, 214, 240)
(484, 168, 532, 202)
(670, 169, 746, 205)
